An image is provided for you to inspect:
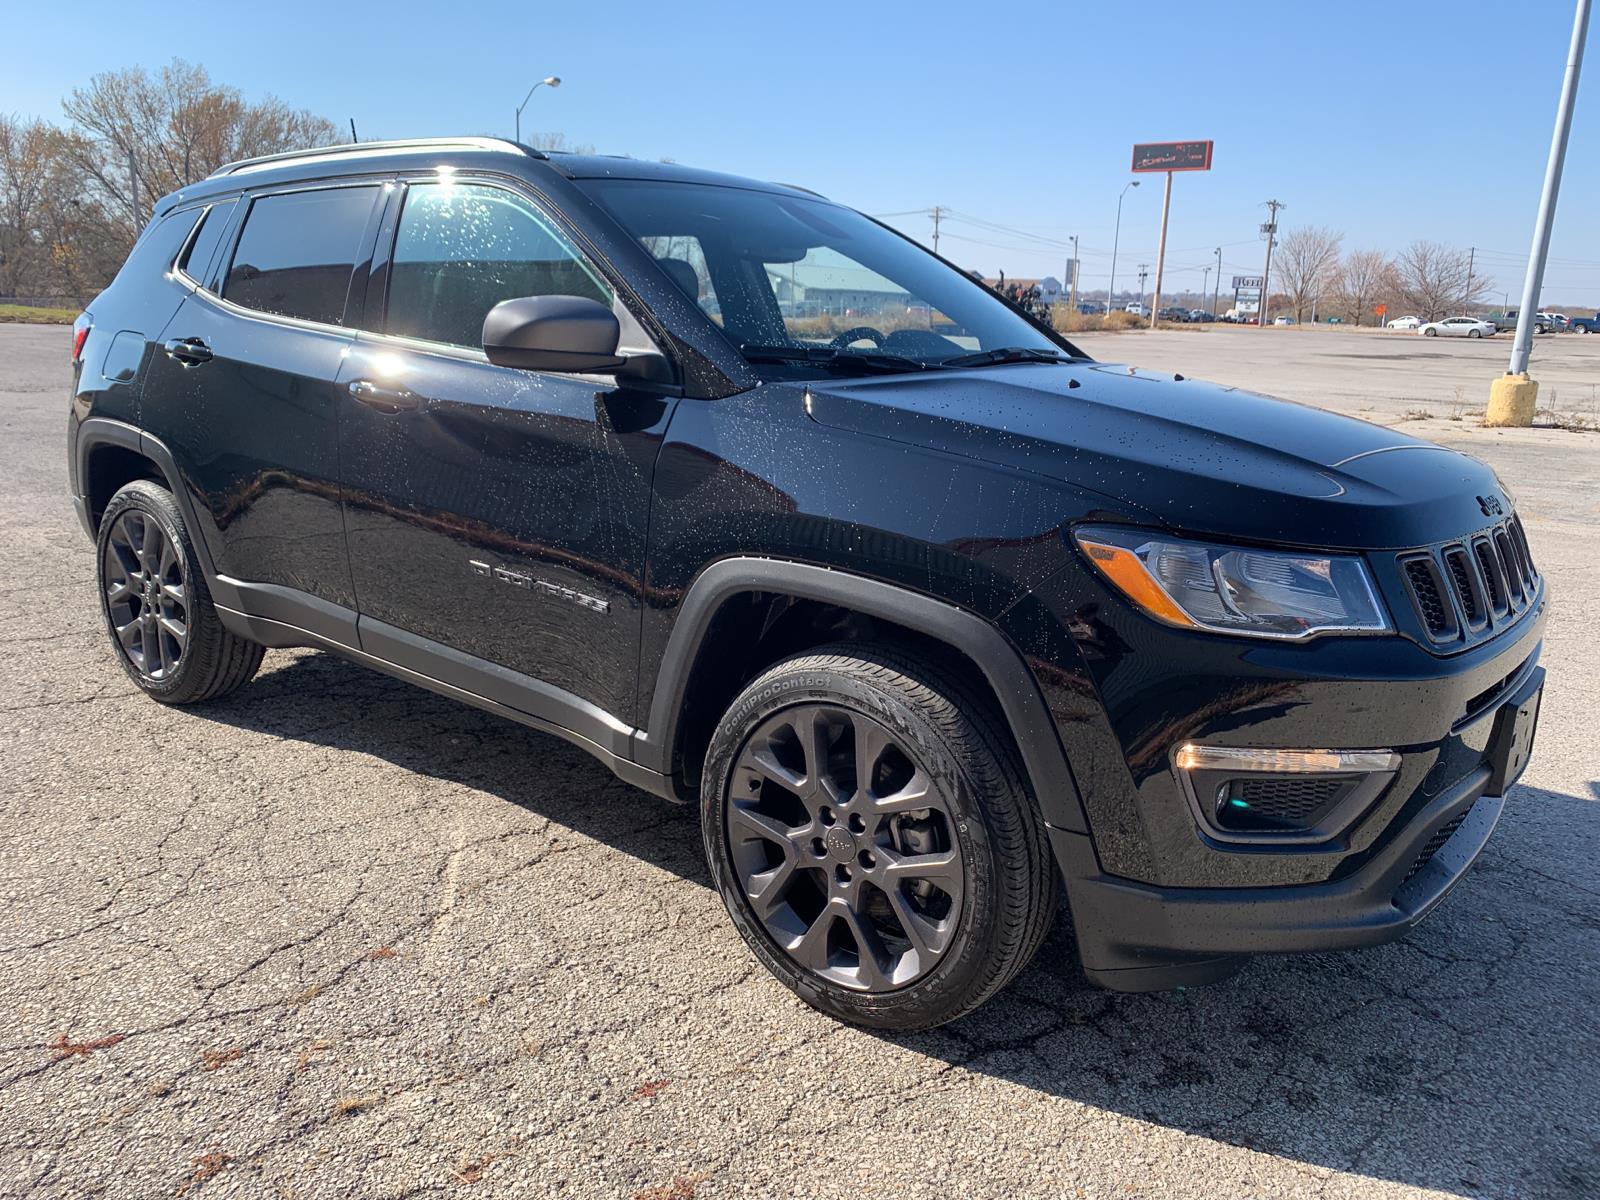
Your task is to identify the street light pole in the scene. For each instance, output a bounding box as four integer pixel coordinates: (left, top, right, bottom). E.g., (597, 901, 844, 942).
(1509, 0, 1589, 376)
(515, 75, 562, 143)
(1107, 180, 1140, 314)
(1490, 0, 1591, 425)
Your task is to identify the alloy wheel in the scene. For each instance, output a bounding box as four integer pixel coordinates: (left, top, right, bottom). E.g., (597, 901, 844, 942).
(726, 703, 964, 992)
(102, 510, 189, 680)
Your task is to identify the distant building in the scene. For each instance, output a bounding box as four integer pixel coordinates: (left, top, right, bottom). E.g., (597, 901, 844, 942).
(768, 263, 911, 315)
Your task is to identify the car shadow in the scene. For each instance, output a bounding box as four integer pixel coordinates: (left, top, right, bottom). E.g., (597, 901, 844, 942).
(191, 649, 1600, 1200)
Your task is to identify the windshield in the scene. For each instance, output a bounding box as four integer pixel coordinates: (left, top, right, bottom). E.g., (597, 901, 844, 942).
(578, 179, 1077, 377)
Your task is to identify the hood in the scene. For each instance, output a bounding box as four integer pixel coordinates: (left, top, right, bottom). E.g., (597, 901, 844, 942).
(802, 362, 1505, 551)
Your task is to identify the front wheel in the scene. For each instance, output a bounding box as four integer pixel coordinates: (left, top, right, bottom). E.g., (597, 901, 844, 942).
(701, 646, 1057, 1030)
(1423, 327, 1438, 337)
(96, 480, 264, 704)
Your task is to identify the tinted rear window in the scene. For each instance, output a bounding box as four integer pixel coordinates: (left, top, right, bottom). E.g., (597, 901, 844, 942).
(223, 188, 376, 325)
(178, 200, 237, 287)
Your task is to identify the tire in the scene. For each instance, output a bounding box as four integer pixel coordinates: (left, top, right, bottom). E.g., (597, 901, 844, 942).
(1423, 327, 1437, 337)
(701, 644, 1058, 1030)
(1469, 329, 1482, 338)
(96, 480, 264, 705)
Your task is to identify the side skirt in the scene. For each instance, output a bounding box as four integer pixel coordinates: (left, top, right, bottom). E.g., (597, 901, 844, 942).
(213, 589, 674, 802)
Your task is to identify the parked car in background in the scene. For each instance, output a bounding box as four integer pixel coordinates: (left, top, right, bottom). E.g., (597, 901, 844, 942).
(1076, 302, 1101, 316)
(1419, 316, 1496, 339)
(1496, 311, 1566, 334)
(1272, 316, 1296, 326)
(1157, 306, 1188, 323)
(1124, 302, 1147, 316)
(1386, 316, 1424, 330)
(1565, 312, 1600, 333)
(1188, 309, 1217, 323)
(65, 136, 1547, 1031)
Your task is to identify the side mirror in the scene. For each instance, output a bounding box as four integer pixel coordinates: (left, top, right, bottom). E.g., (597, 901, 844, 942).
(482, 295, 626, 374)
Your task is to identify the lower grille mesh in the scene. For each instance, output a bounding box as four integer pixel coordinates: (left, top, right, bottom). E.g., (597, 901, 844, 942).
(1401, 812, 1469, 886)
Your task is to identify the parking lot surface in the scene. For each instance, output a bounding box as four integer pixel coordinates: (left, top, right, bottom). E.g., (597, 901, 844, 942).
(1, 323, 1596, 1199)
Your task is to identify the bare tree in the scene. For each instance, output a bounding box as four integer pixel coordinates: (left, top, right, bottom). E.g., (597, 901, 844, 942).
(1272, 226, 1343, 323)
(1396, 241, 1489, 320)
(62, 59, 337, 236)
(0, 115, 59, 295)
(522, 131, 596, 155)
(1332, 249, 1399, 326)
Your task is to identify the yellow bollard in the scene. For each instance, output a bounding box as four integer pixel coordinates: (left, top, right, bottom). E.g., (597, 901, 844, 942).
(1485, 373, 1539, 427)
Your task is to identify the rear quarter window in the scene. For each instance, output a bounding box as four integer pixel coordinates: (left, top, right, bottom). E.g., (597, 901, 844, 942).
(223, 187, 377, 326)
(177, 200, 237, 288)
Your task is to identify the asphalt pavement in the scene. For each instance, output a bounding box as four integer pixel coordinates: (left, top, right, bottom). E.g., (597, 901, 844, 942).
(1, 323, 1596, 1199)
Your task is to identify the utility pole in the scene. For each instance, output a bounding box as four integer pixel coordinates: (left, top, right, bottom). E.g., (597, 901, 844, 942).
(1201, 265, 1211, 314)
(1137, 263, 1149, 313)
(1214, 246, 1223, 315)
(1464, 246, 1476, 312)
(1068, 234, 1080, 311)
(1149, 170, 1175, 326)
(1490, 0, 1591, 426)
(930, 206, 948, 256)
(128, 149, 140, 228)
(1259, 199, 1285, 326)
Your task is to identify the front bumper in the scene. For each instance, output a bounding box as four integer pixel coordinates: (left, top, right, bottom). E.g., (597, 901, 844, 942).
(1056, 664, 1542, 991)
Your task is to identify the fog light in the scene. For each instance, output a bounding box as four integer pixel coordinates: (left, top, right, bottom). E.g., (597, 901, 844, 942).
(1173, 744, 1401, 844)
(1174, 745, 1400, 773)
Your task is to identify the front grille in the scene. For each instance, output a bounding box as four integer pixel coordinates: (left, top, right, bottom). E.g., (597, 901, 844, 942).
(1400, 811, 1469, 885)
(1399, 514, 1538, 647)
(1235, 777, 1347, 822)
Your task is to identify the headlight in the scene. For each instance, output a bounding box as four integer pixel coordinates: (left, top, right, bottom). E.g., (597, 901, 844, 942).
(1073, 525, 1390, 640)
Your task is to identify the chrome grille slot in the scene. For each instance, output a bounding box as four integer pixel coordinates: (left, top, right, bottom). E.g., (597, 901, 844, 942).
(1402, 556, 1455, 638)
(1442, 547, 1484, 628)
(1494, 529, 1524, 606)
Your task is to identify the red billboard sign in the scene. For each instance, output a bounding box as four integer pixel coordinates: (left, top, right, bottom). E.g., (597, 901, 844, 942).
(1131, 141, 1214, 173)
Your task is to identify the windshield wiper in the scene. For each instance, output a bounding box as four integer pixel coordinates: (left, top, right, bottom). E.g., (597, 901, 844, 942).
(739, 344, 932, 375)
(940, 346, 1073, 368)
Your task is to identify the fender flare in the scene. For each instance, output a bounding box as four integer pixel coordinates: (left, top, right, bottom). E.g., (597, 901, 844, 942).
(75, 417, 220, 580)
(635, 557, 1088, 833)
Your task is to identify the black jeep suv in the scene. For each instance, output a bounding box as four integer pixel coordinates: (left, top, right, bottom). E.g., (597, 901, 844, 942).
(68, 138, 1546, 1029)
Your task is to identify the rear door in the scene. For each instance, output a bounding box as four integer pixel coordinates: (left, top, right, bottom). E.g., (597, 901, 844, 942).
(140, 181, 386, 635)
(337, 176, 675, 728)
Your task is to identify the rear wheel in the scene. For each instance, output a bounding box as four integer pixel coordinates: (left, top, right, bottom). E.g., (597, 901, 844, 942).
(701, 645, 1057, 1030)
(1468, 328, 1482, 339)
(96, 480, 263, 704)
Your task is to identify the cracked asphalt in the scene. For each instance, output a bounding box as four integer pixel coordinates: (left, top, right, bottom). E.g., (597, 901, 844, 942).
(2, 322, 1597, 1199)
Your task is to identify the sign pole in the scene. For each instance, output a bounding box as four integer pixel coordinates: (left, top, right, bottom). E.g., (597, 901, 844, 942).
(1130, 141, 1212, 324)
(1149, 170, 1174, 327)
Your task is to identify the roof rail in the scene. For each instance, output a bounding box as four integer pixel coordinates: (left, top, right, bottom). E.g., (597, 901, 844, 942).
(208, 136, 542, 179)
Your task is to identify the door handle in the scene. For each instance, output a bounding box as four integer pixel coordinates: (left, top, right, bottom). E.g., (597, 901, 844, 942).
(348, 379, 422, 414)
(163, 337, 213, 366)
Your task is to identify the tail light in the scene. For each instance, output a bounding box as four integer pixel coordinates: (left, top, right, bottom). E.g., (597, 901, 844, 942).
(71, 312, 92, 364)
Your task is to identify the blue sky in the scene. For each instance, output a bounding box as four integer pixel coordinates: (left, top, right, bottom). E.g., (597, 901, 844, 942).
(9, 1, 1598, 303)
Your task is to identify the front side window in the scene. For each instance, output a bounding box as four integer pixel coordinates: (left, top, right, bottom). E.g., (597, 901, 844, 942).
(223, 187, 377, 326)
(580, 179, 1076, 378)
(385, 181, 612, 350)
